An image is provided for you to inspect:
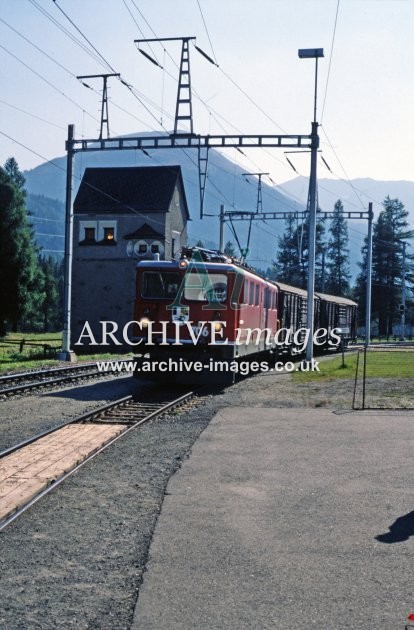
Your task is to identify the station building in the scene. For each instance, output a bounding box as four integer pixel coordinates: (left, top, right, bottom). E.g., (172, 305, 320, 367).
(71, 165, 189, 350)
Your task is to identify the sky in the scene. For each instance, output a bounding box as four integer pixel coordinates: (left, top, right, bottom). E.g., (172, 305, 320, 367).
(1, 0, 414, 191)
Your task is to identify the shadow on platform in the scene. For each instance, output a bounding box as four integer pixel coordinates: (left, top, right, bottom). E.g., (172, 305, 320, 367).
(376, 510, 414, 543)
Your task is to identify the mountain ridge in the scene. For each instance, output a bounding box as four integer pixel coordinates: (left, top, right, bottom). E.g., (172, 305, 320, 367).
(22, 134, 414, 275)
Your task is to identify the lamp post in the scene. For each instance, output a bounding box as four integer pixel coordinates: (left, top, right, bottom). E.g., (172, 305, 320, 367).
(298, 48, 324, 363)
(400, 241, 407, 341)
(59, 124, 75, 361)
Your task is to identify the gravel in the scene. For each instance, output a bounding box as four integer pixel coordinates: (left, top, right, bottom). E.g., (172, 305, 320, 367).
(0, 375, 135, 452)
(0, 369, 411, 628)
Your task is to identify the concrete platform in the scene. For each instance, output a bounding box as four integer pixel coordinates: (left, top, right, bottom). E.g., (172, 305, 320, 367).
(132, 407, 414, 629)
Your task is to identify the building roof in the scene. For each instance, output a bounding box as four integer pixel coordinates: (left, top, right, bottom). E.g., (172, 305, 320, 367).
(124, 222, 164, 240)
(74, 165, 190, 218)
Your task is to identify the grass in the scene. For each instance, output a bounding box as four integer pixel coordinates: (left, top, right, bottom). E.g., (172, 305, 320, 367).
(0, 331, 62, 369)
(293, 350, 414, 382)
(0, 331, 131, 373)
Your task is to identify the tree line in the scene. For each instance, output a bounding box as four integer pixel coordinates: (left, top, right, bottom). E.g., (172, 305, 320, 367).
(0, 158, 63, 337)
(1, 154, 413, 338)
(272, 196, 414, 336)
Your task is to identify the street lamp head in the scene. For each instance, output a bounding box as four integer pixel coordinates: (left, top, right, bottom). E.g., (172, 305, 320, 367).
(298, 48, 324, 59)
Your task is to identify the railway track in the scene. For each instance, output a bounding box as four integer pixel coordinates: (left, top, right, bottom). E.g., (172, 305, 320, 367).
(0, 388, 198, 532)
(0, 359, 131, 397)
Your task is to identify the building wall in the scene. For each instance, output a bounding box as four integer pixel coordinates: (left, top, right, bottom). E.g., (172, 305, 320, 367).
(71, 195, 187, 352)
(71, 212, 166, 351)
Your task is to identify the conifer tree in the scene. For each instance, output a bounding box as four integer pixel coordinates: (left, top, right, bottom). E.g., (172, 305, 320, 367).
(39, 256, 61, 331)
(274, 212, 326, 289)
(356, 196, 414, 336)
(274, 213, 303, 287)
(0, 159, 41, 334)
(325, 199, 351, 296)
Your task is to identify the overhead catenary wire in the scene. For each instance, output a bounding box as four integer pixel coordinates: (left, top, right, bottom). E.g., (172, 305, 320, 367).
(43, 0, 175, 133)
(52, 0, 118, 74)
(0, 99, 66, 131)
(0, 10, 167, 134)
(195, 0, 219, 66)
(128, 0, 360, 228)
(0, 42, 101, 125)
(121, 0, 161, 66)
(0, 129, 231, 244)
(37, 0, 380, 219)
(7, 2, 378, 251)
(190, 1, 382, 220)
(28, 0, 107, 69)
(0, 3, 378, 278)
(320, 0, 340, 124)
(126, 1, 298, 194)
(0, 15, 77, 78)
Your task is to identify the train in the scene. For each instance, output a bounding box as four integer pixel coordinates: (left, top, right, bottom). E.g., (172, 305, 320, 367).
(131, 247, 357, 383)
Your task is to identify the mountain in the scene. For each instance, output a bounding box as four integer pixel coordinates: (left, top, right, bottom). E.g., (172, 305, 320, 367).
(23, 135, 414, 277)
(23, 133, 303, 269)
(26, 194, 65, 258)
(278, 176, 414, 279)
(280, 176, 414, 218)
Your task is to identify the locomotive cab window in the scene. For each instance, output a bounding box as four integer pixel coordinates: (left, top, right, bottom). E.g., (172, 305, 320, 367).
(249, 282, 255, 305)
(184, 273, 228, 302)
(142, 272, 180, 299)
(242, 280, 249, 305)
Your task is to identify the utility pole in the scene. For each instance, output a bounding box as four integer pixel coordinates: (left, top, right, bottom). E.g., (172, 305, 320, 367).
(400, 241, 406, 341)
(365, 202, 373, 347)
(298, 48, 324, 363)
(219, 204, 225, 252)
(60, 124, 75, 360)
(77, 73, 120, 139)
(174, 37, 194, 134)
(321, 250, 326, 293)
(135, 37, 197, 135)
(242, 172, 269, 214)
(305, 119, 319, 362)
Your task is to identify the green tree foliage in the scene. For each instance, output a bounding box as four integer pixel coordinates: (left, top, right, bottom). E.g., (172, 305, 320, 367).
(39, 256, 63, 331)
(325, 200, 351, 296)
(0, 159, 42, 335)
(273, 213, 302, 286)
(274, 212, 326, 290)
(355, 196, 414, 336)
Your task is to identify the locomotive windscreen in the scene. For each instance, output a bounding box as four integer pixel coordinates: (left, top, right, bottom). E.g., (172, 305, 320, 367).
(141, 271, 228, 302)
(142, 272, 181, 299)
(183, 273, 228, 302)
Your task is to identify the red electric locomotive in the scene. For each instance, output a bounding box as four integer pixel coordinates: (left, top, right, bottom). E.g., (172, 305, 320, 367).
(131, 247, 357, 383)
(132, 248, 279, 383)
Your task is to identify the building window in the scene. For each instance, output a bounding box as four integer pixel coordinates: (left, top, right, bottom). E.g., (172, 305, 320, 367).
(84, 227, 96, 242)
(151, 243, 159, 254)
(139, 243, 148, 254)
(97, 220, 117, 243)
(103, 227, 115, 242)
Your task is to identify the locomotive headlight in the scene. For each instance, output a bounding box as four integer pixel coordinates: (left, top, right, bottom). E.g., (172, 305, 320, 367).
(179, 259, 188, 269)
(139, 317, 150, 328)
(213, 321, 223, 332)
